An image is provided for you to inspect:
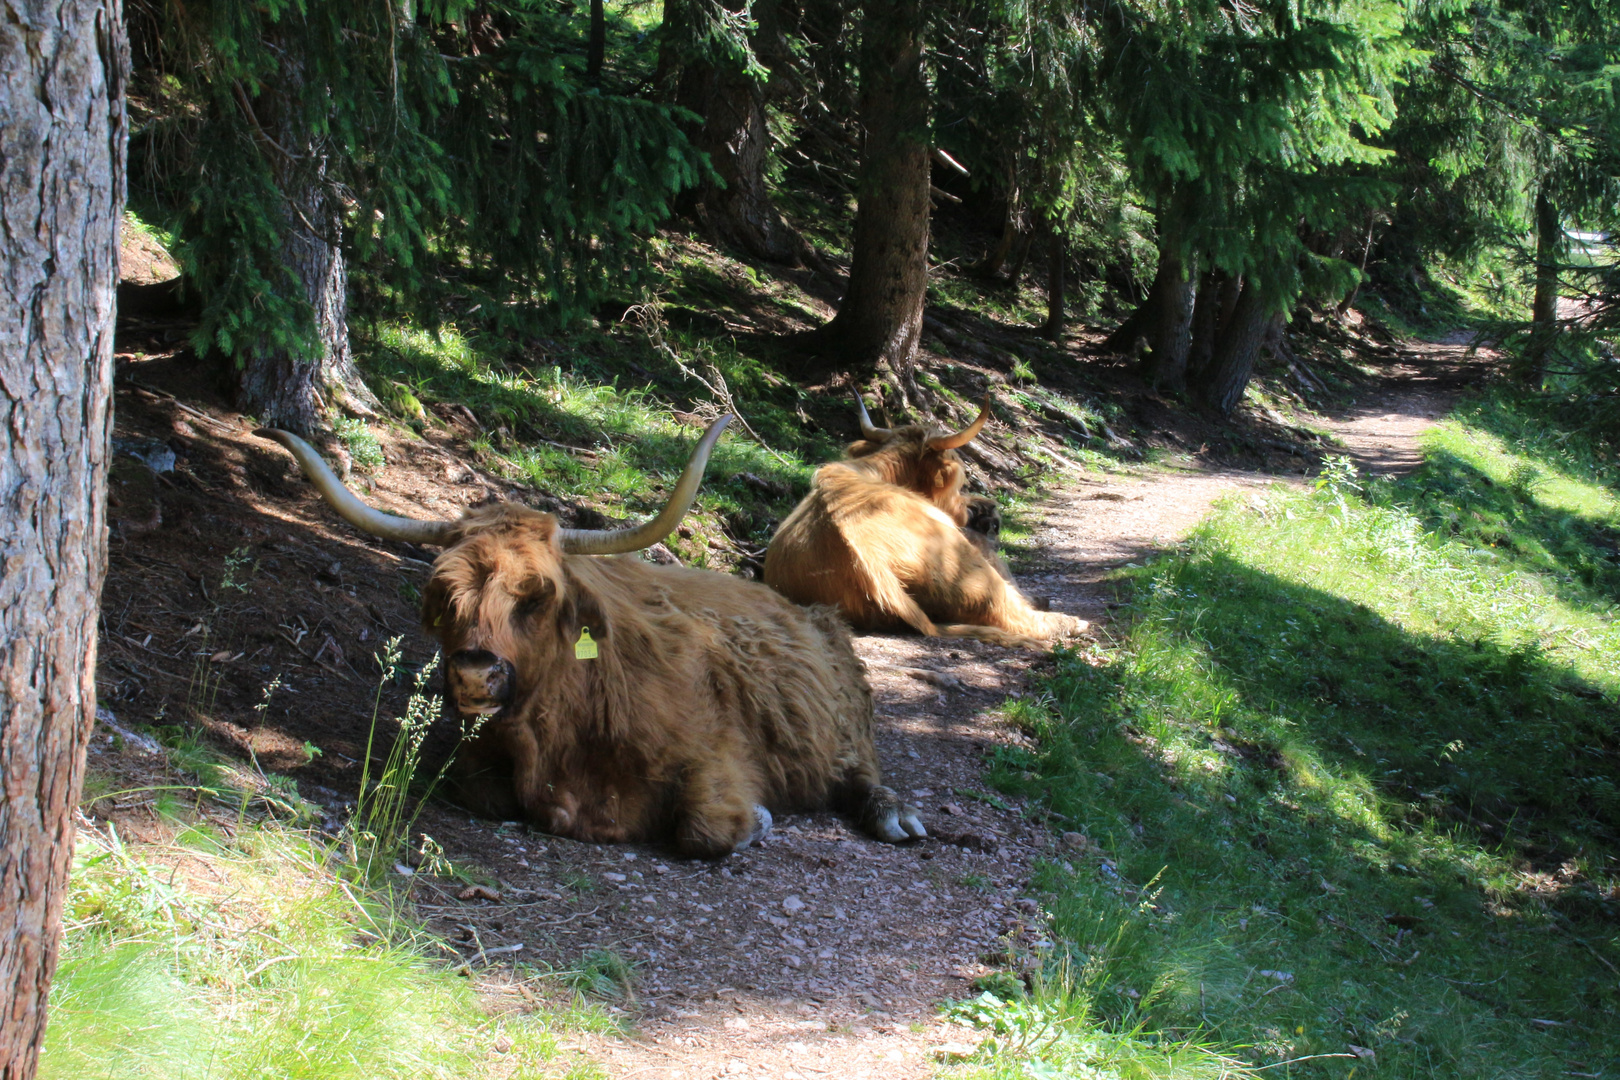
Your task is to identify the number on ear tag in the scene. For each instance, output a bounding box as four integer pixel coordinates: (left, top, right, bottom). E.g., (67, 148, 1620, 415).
(574, 627, 598, 661)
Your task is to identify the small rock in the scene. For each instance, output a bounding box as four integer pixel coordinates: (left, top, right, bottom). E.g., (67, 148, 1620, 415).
(1060, 831, 1089, 851)
(941, 803, 965, 816)
(654, 863, 670, 875)
(492, 1034, 513, 1053)
(723, 1017, 751, 1031)
(911, 788, 934, 798)
(933, 1043, 978, 1062)
(393, 863, 415, 876)
(603, 872, 627, 883)
(784, 955, 802, 969)
(782, 895, 806, 914)
(623, 852, 637, 861)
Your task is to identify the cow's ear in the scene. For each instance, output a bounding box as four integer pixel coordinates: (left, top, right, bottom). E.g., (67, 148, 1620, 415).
(558, 582, 608, 644)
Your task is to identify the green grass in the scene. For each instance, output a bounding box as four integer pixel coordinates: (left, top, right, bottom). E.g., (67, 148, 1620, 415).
(980, 393, 1620, 1078)
(44, 821, 560, 1080)
(357, 320, 844, 562)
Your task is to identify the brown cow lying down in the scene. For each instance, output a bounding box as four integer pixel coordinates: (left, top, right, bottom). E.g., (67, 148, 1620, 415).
(259, 418, 924, 857)
(763, 396, 1086, 649)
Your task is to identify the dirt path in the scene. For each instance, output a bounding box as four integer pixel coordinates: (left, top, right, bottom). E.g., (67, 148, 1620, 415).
(418, 342, 1487, 1080)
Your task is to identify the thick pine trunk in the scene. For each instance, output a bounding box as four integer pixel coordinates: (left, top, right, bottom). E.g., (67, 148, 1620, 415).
(818, 0, 929, 397)
(976, 175, 1022, 279)
(1043, 225, 1066, 339)
(1524, 182, 1562, 382)
(1196, 279, 1270, 414)
(675, 0, 808, 266)
(1144, 250, 1196, 393)
(233, 65, 377, 437)
(1105, 247, 1185, 356)
(586, 0, 606, 83)
(1185, 270, 1223, 381)
(0, 3, 125, 1076)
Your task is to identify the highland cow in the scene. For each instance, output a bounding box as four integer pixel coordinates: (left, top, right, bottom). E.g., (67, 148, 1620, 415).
(763, 397, 1085, 648)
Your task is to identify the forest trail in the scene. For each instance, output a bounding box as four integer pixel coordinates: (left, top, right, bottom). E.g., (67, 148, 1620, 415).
(535, 337, 1490, 1079)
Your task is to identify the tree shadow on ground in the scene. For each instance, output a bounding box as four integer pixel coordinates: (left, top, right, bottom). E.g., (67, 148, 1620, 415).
(1008, 553, 1619, 1076)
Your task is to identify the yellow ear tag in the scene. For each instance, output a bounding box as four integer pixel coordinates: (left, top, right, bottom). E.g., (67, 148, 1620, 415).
(574, 627, 598, 661)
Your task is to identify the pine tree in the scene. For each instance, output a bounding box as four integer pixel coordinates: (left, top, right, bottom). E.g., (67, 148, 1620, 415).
(1088, 0, 1414, 410)
(0, 3, 124, 1076)
(128, 1, 706, 435)
(662, 0, 820, 266)
(814, 0, 933, 402)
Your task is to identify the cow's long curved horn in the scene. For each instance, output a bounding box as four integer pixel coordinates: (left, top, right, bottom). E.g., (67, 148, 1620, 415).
(256, 429, 457, 546)
(856, 395, 891, 441)
(928, 394, 992, 451)
(557, 415, 732, 555)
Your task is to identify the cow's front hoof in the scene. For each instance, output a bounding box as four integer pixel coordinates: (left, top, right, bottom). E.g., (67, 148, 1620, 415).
(873, 803, 927, 843)
(733, 805, 773, 852)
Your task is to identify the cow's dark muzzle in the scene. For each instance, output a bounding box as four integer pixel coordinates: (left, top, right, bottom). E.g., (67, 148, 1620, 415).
(446, 649, 516, 717)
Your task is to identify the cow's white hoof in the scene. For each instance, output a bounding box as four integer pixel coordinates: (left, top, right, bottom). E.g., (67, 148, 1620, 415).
(735, 805, 773, 851)
(874, 804, 926, 843)
(899, 807, 927, 839)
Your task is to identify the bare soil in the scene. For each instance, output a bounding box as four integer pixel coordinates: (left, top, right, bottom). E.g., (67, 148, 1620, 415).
(88, 279, 1492, 1078)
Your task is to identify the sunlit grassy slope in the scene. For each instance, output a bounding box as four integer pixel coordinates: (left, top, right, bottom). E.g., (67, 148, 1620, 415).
(977, 390, 1619, 1078)
(43, 824, 563, 1080)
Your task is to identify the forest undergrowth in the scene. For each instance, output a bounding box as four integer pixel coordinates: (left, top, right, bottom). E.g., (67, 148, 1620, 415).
(968, 390, 1620, 1079)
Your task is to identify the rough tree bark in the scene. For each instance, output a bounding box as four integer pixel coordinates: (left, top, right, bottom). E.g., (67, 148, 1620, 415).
(675, 0, 813, 266)
(1523, 182, 1562, 382)
(1185, 270, 1223, 381)
(816, 0, 930, 400)
(1195, 278, 1271, 414)
(0, 3, 126, 1076)
(232, 49, 378, 437)
(975, 170, 1022, 279)
(1143, 249, 1196, 393)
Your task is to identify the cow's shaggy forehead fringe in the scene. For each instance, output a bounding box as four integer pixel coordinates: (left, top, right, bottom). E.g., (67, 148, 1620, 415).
(425, 503, 566, 656)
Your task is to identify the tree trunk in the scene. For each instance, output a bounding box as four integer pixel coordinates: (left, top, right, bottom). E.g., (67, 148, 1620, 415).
(1106, 246, 1188, 356)
(1144, 250, 1196, 393)
(976, 174, 1022, 279)
(1004, 225, 1034, 290)
(0, 4, 125, 1076)
(675, 0, 810, 266)
(1196, 278, 1270, 414)
(233, 57, 378, 437)
(1524, 182, 1562, 382)
(817, 0, 929, 397)
(1186, 270, 1224, 382)
(1043, 223, 1067, 339)
(586, 0, 606, 84)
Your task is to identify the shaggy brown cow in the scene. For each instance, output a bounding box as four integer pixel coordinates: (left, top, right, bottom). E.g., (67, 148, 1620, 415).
(763, 397, 1086, 649)
(259, 419, 924, 857)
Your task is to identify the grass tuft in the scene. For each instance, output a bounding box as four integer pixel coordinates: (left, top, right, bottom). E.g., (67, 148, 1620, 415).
(45, 822, 558, 1080)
